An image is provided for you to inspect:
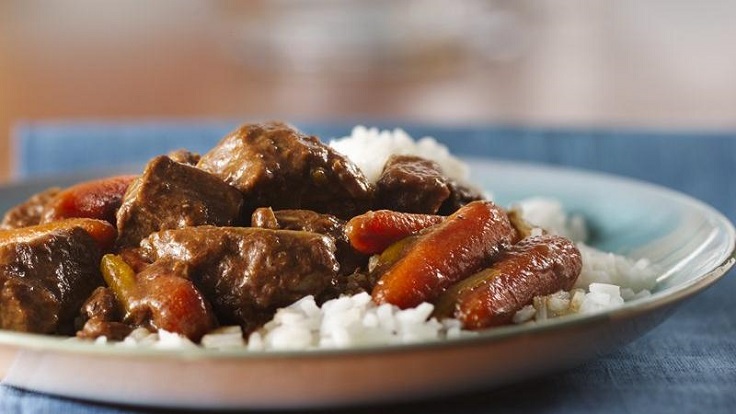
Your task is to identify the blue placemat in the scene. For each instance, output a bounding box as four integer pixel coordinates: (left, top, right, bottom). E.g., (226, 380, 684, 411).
(3, 120, 736, 414)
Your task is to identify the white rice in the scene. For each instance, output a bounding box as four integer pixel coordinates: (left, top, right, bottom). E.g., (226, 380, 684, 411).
(106, 126, 659, 351)
(245, 293, 475, 351)
(329, 126, 470, 184)
(508, 197, 657, 325)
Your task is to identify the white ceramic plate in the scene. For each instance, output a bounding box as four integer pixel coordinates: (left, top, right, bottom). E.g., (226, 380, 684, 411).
(0, 159, 733, 409)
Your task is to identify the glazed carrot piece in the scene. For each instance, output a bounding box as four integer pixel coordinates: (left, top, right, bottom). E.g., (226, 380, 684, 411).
(345, 210, 445, 255)
(371, 201, 517, 309)
(433, 235, 582, 329)
(0, 218, 117, 252)
(41, 175, 137, 225)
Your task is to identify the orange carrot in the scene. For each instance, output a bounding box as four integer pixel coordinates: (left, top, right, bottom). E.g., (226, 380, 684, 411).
(41, 175, 137, 225)
(101, 255, 216, 342)
(346, 210, 445, 255)
(371, 201, 517, 309)
(434, 235, 582, 329)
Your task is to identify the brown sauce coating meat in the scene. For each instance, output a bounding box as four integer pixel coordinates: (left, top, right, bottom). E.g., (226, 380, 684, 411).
(252, 207, 373, 298)
(166, 149, 201, 166)
(0, 121, 586, 342)
(76, 287, 132, 341)
(0, 187, 61, 230)
(0, 222, 105, 334)
(79, 286, 121, 323)
(116, 155, 244, 247)
(375, 155, 451, 214)
(197, 122, 374, 219)
(251, 208, 367, 276)
(375, 155, 484, 214)
(438, 181, 485, 216)
(140, 226, 339, 332)
(434, 235, 582, 329)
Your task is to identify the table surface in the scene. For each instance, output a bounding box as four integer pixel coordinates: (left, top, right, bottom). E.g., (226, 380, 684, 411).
(2, 122, 735, 414)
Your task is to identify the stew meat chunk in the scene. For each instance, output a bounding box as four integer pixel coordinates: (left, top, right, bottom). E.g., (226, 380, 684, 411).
(116, 155, 244, 247)
(0, 187, 61, 230)
(140, 226, 339, 332)
(251, 207, 367, 277)
(0, 220, 108, 334)
(0, 121, 582, 341)
(197, 121, 374, 219)
(375, 155, 452, 214)
(375, 155, 484, 214)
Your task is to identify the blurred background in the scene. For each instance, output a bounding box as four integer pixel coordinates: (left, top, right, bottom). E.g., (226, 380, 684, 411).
(1, 0, 735, 182)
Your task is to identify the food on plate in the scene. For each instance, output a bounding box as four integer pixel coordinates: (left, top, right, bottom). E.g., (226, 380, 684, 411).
(433, 234, 582, 329)
(0, 121, 658, 350)
(116, 155, 244, 247)
(0, 219, 114, 334)
(140, 226, 339, 334)
(374, 155, 482, 214)
(196, 121, 373, 220)
(0, 187, 62, 229)
(370, 201, 518, 309)
(251, 207, 367, 278)
(345, 210, 445, 255)
(94, 254, 217, 341)
(39, 175, 137, 225)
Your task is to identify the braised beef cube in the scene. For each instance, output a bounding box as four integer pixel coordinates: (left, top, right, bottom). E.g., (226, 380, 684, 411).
(252, 208, 368, 277)
(116, 156, 243, 247)
(167, 149, 201, 166)
(75, 287, 132, 341)
(79, 286, 121, 323)
(250, 207, 280, 229)
(141, 226, 338, 332)
(375, 155, 452, 214)
(76, 319, 133, 341)
(438, 181, 485, 215)
(0, 224, 104, 334)
(0, 187, 61, 230)
(197, 122, 373, 219)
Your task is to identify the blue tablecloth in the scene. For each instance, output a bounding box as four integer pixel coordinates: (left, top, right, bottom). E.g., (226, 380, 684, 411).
(3, 121, 735, 413)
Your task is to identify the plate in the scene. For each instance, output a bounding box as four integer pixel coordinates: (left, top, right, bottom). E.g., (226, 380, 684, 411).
(0, 159, 733, 409)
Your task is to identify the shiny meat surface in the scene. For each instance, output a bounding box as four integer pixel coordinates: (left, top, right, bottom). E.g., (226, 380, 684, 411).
(116, 155, 244, 247)
(375, 154, 483, 215)
(375, 155, 451, 214)
(252, 207, 372, 299)
(0, 187, 61, 230)
(76, 287, 132, 341)
(167, 149, 201, 166)
(251, 208, 367, 276)
(141, 226, 339, 332)
(438, 181, 485, 216)
(197, 122, 374, 219)
(0, 224, 104, 334)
